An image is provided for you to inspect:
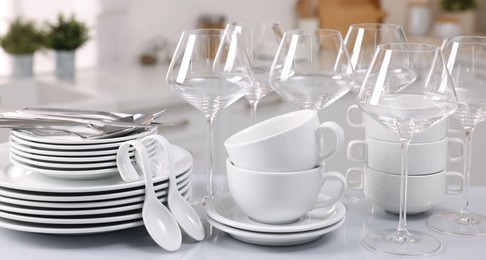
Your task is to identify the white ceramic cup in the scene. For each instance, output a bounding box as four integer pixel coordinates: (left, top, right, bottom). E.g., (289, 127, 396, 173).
(346, 104, 456, 143)
(226, 158, 346, 224)
(225, 110, 344, 172)
(345, 166, 464, 214)
(347, 136, 464, 175)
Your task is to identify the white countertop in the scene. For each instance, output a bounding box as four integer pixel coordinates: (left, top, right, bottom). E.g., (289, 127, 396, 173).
(0, 174, 485, 260)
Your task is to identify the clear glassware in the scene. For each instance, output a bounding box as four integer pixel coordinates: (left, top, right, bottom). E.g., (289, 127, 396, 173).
(427, 36, 486, 237)
(344, 23, 407, 93)
(166, 29, 253, 208)
(226, 21, 283, 122)
(357, 43, 457, 256)
(269, 29, 354, 111)
(343, 23, 407, 202)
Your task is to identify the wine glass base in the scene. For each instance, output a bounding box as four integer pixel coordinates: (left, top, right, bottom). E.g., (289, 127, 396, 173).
(427, 212, 486, 237)
(362, 229, 441, 257)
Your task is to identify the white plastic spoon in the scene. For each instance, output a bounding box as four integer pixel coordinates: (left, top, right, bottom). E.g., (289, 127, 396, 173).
(117, 140, 182, 251)
(143, 135, 205, 241)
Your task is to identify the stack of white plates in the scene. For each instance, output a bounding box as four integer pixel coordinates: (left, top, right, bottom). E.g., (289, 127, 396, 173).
(0, 142, 194, 234)
(206, 193, 346, 246)
(8, 127, 158, 180)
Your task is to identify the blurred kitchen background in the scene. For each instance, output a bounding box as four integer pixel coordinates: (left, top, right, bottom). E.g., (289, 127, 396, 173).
(0, 0, 486, 186)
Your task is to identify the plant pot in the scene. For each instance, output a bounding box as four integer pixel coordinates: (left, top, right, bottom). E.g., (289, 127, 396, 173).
(12, 54, 33, 78)
(55, 50, 75, 80)
(442, 10, 477, 34)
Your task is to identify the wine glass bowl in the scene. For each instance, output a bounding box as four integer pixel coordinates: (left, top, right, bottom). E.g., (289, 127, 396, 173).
(227, 21, 283, 121)
(344, 23, 408, 92)
(166, 29, 253, 206)
(269, 29, 354, 111)
(357, 43, 457, 256)
(427, 36, 486, 237)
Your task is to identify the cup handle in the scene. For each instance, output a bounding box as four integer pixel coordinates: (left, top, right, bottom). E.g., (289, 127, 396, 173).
(347, 140, 367, 163)
(448, 137, 465, 162)
(313, 170, 347, 208)
(345, 167, 364, 191)
(346, 104, 363, 128)
(445, 171, 464, 195)
(317, 121, 344, 162)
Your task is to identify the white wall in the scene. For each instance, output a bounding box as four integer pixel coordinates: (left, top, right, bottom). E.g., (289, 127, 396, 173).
(124, 0, 296, 65)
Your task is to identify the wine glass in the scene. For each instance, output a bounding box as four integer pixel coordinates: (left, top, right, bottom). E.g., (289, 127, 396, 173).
(357, 43, 457, 256)
(344, 23, 407, 92)
(269, 29, 354, 111)
(226, 21, 283, 122)
(166, 29, 253, 207)
(343, 23, 407, 201)
(427, 36, 486, 237)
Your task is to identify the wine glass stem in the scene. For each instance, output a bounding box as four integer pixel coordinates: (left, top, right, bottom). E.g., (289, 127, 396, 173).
(205, 116, 215, 200)
(460, 126, 475, 215)
(249, 100, 259, 123)
(397, 138, 411, 234)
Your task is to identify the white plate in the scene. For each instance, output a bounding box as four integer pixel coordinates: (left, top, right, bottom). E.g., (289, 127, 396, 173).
(0, 178, 191, 209)
(10, 130, 157, 151)
(0, 217, 144, 235)
(9, 142, 156, 163)
(10, 141, 128, 157)
(0, 167, 191, 202)
(11, 125, 158, 144)
(206, 193, 346, 233)
(9, 145, 158, 169)
(0, 189, 192, 217)
(208, 216, 345, 246)
(9, 156, 120, 180)
(0, 142, 193, 193)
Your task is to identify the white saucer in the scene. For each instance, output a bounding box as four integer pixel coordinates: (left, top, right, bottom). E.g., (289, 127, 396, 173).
(208, 216, 345, 246)
(0, 142, 193, 193)
(207, 193, 346, 233)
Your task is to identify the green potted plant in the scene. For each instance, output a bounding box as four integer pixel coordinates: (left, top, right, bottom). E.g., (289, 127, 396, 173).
(0, 18, 45, 78)
(45, 13, 89, 79)
(440, 0, 479, 34)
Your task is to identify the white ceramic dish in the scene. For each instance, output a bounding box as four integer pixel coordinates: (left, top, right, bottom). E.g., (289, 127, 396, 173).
(206, 193, 346, 233)
(9, 155, 120, 180)
(11, 125, 158, 144)
(0, 177, 191, 209)
(0, 217, 144, 235)
(10, 141, 127, 157)
(0, 189, 191, 219)
(208, 216, 345, 246)
(0, 168, 191, 202)
(9, 133, 157, 151)
(0, 142, 193, 193)
(0, 192, 193, 235)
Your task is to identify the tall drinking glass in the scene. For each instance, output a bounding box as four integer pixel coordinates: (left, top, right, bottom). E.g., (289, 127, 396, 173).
(358, 43, 457, 256)
(166, 29, 253, 208)
(269, 29, 354, 111)
(344, 23, 407, 92)
(427, 36, 486, 237)
(226, 21, 283, 122)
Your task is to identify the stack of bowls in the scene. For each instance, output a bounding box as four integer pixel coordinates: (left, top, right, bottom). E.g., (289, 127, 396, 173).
(345, 105, 465, 214)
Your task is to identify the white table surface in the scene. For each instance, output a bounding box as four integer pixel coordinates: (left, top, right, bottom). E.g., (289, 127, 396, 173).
(0, 173, 485, 260)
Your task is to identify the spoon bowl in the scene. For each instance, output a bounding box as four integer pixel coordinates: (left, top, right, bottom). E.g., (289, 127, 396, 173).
(117, 140, 182, 251)
(143, 135, 205, 241)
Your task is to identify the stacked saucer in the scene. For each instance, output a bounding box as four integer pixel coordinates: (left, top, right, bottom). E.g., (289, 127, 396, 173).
(0, 142, 194, 234)
(206, 193, 346, 246)
(8, 127, 158, 180)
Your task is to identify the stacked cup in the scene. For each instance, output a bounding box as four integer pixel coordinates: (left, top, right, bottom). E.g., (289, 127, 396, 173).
(345, 105, 465, 215)
(224, 110, 347, 224)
